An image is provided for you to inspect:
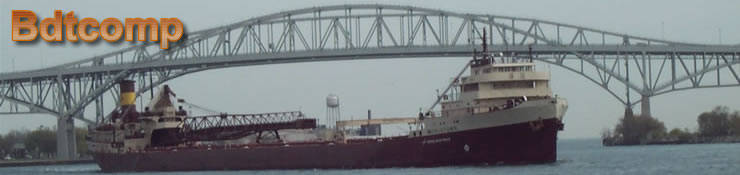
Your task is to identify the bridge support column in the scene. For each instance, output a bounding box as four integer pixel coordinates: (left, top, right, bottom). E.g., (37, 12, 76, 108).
(641, 95, 651, 117)
(56, 116, 77, 160)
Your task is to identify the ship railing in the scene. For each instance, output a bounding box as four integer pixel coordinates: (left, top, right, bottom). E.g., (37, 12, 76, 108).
(473, 98, 527, 114)
(440, 93, 459, 102)
(433, 111, 442, 117)
(424, 110, 442, 118)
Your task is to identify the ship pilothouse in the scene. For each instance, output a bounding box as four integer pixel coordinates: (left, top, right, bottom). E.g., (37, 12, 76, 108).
(441, 52, 552, 118)
(413, 28, 566, 137)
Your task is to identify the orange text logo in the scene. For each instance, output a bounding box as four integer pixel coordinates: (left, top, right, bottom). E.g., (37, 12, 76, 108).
(12, 10, 184, 49)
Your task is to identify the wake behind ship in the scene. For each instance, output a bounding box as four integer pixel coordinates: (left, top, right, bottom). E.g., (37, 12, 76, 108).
(87, 30, 568, 172)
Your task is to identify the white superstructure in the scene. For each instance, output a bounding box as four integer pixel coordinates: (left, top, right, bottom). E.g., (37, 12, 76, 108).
(410, 56, 567, 137)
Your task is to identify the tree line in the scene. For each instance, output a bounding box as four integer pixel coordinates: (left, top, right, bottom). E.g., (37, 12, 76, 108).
(603, 106, 740, 145)
(0, 126, 88, 160)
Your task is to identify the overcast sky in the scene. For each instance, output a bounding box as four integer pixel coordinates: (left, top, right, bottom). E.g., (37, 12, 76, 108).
(1, 0, 739, 138)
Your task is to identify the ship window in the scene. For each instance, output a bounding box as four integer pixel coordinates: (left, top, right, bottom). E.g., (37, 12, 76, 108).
(492, 81, 535, 88)
(462, 84, 479, 92)
(483, 68, 491, 73)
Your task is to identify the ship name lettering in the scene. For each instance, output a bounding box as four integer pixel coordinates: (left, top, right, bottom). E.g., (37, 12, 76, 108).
(422, 137, 451, 144)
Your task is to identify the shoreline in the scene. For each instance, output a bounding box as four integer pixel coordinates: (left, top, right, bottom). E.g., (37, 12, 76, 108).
(0, 159, 94, 168)
(603, 136, 740, 146)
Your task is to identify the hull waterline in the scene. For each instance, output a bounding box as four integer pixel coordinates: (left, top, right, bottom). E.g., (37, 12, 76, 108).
(93, 118, 561, 172)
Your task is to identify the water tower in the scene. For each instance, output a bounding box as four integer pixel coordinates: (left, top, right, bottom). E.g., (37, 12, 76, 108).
(326, 94, 341, 128)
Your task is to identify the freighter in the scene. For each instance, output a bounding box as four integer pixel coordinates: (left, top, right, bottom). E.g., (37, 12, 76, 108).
(87, 30, 568, 172)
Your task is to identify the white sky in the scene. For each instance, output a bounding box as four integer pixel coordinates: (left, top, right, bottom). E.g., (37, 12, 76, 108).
(1, 0, 739, 138)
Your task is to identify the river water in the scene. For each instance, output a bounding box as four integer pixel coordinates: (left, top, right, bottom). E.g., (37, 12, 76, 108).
(1, 139, 738, 175)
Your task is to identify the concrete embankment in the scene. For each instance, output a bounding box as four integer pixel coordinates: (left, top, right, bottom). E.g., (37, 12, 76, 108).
(0, 159, 94, 168)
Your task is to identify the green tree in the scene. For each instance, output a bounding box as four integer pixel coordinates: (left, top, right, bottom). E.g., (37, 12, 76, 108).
(4, 130, 28, 159)
(730, 111, 740, 136)
(24, 126, 56, 159)
(697, 106, 731, 137)
(75, 127, 89, 157)
(668, 128, 685, 137)
(0, 135, 6, 159)
(4, 130, 27, 144)
(668, 128, 693, 140)
(614, 114, 666, 144)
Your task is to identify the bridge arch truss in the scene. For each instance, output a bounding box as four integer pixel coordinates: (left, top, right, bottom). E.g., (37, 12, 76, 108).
(1, 4, 739, 159)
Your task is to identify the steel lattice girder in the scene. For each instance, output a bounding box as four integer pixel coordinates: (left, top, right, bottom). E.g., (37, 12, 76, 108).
(1, 4, 739, 123)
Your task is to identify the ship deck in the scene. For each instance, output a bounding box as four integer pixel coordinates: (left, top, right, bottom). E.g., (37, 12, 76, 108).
(144, 135, 409, 153)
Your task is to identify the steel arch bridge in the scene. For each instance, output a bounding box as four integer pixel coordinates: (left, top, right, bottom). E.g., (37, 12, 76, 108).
(1, 4, 739, 159)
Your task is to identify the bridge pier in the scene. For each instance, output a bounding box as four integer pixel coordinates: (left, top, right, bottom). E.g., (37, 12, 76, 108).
(641, 95, 651, 117)
(56, 115, 77, 160)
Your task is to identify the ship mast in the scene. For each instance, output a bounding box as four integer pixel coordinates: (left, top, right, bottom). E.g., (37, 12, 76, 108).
(425, 28, 494, 115)
(425, 60, 472, 115)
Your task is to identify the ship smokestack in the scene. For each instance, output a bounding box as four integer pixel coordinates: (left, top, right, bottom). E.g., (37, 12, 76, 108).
(118, 80, 139, 122)
(120, 80, 136, 107)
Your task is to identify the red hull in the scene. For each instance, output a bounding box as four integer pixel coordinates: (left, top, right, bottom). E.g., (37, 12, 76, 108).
(93, 118, 561, 172)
